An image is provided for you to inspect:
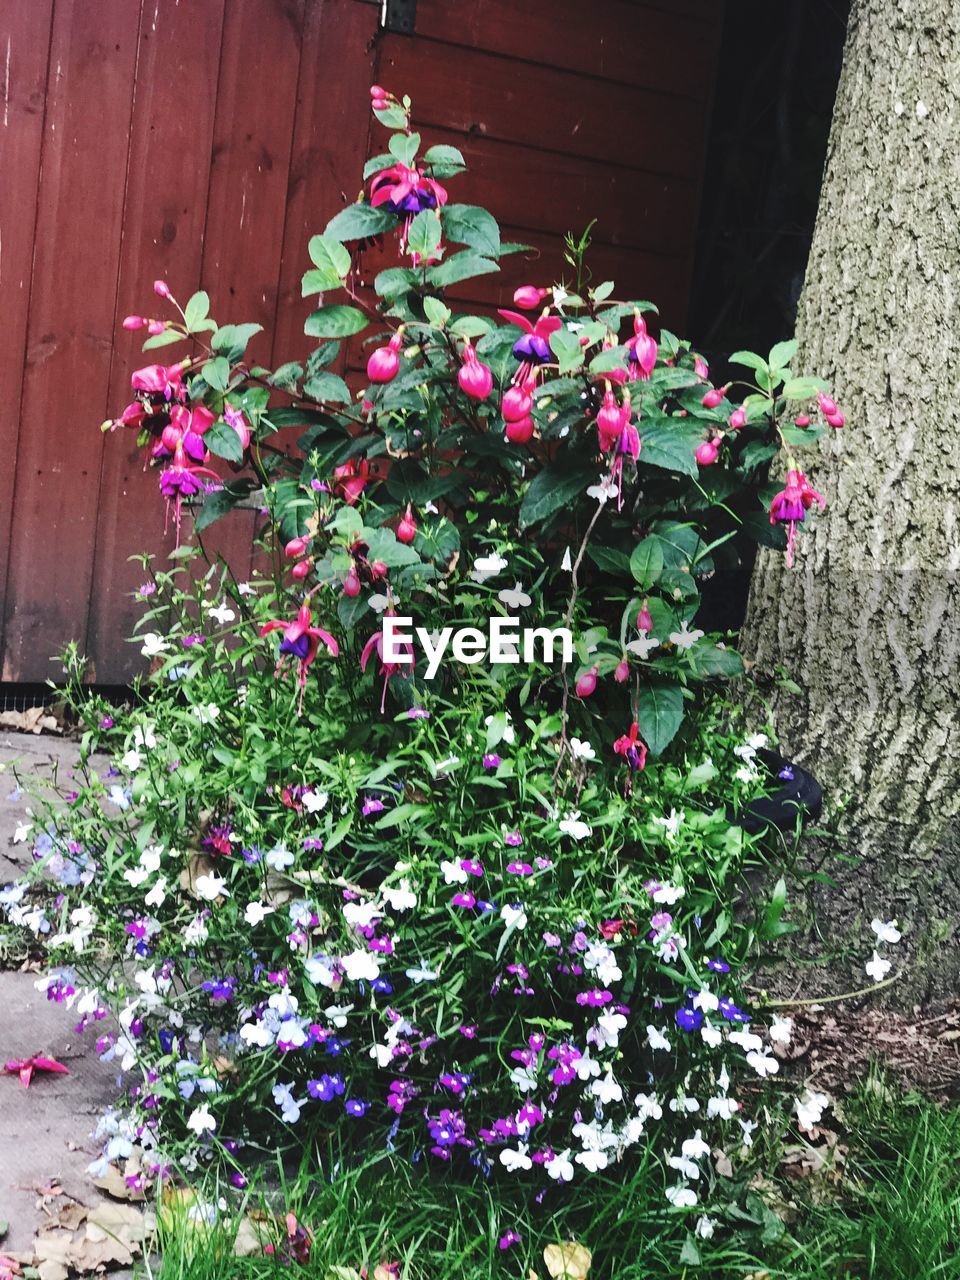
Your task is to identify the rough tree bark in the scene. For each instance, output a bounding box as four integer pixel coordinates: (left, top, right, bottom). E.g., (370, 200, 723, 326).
(742, 0, 960, 1006)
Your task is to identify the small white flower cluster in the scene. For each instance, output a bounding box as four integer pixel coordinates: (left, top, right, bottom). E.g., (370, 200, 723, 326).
(865, 916, 901, 982)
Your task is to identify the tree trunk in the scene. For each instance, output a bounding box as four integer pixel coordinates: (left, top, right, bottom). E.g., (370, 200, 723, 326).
(742, 0, 960, 1007)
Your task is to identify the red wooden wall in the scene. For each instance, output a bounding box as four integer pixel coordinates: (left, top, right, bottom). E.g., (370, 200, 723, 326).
(0, 0, 721, 684)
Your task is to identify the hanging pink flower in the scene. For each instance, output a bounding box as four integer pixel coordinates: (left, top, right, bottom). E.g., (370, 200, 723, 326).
(613, 722, 647, 772)
(360, 609, 413, 713)
(158, 443, 222, 544)
(367, 332, 403, 383)
(769, 468, 825, 567)
(497, 307, 563, 385)
(333, 457, 370, 505)
(457, 343, 493, 401)
(625, 313, 657, 380)
(131, 362, 186, 401)
(260, 604, 339, 714)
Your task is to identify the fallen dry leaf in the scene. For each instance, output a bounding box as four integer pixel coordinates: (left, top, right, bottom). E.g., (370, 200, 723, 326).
(0, 707, 61, 735)
(543, 1240, 592, 1280)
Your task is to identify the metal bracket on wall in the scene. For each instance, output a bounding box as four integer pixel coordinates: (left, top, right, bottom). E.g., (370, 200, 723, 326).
(381, 0, 416, 35)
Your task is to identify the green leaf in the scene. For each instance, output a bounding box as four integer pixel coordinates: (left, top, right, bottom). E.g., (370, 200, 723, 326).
(211, 323, 262, 362)
(449, 315, 494, 339)
(203, 419, 244, 463)
(407, 209, 442, 261)
(268, 361, 303, 391)
(592, 280, 615, 302)
(630, 537, 664, 588)
(202, 356, 231, 392)
(307, 343, 340, 374)
(588, 345, 628, 374)
(638, 417, 701, 477)
(183, 290, 210, 331)
(762, 876, 790, 939)
(195, 486, 240, 533)
(374, 267, 418, 300)
(586, 545, 630, 575)
(423, 143, 465, 173)
(426, 252, 499, 288)
(442, 203, 501, 258)
(548, 327, 583, 374)
(303, 371, 352, 405)
(373, 102, 408, 130)
(779, 422, 825, 446)
(636, 683, 684, 756)
(142, 328, 186, 350)
(304, 304, 368, 339)
(519, 464, 590, 528)
(781, 375, 824, 399)
(362, 152, 393, 180)
(422, 296, 451, 328)
(728, 349, 769, 372)
(328, 506, 364, 541)
(324, 202, 396, 241)
(768, 338, 798, 369)
(485, 711, 508, 752)
(686, 644, 744, 678)
(388, 130, 420, 167)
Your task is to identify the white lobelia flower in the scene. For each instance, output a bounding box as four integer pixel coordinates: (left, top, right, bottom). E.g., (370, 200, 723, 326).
(569, 737, 596, 761)
(560, 546, 573, 572)
(746, 1050, 780, 1078)
(652, 808, 684, 838)
(501, 903, 528, 931)
(470, 552, 508, 583)
(738, 1117, 758, 1147)
(304, 955, 339, 988)
(266, 847, 294, 871)
(667, 1153, 701, 1180)
(634, 1092, 664, 1122)
(236, 581, 256, 596)
(342, 900, 380, 929)
(574, 1051, 601, 1081)
(12, 820, 32, 844)
(545, 1150, 575, 1183)
(140, 632, 170, 658)
(795, 1088, 830, 1132)
(871, 918, 902, 944)
(194, 873, 229, 902)
(302, 790, 329, 814)
(186, 1104, 216, 1136)
(701, 1022, 723, 1048)
(649, 882, 684, 905)
(509, 1065, 539, 1094)
(559, 812, 592, 841)
(769, 1015, 793, 1045)
(207, 602, 236, 625)
(669, 622, 704, 650)
(590, 1012, 627, 1049)
(626, 633, 661, 660)
(692, 989, 719, 1014)
(133, 723, 157, 750)
(323, 1003, 353, 1029)
(244, 902, 274, 926)
(441, 859, 468, 886)
(665, 1184, 698, 1208)
(696, 1216, 717, 1240)
(707, 1094, 739, 1120)
(486, 712, 516, 744)
(382, 883, 417, 912)
(368, 592, 390, 614)
(144, 877, 167, 909)
(865, 950, 892, 982)
(498, 582, 532, 609)
(669, 1094, 700, 1115)
(184, 914, 209, 945)
(682, 1130, 711, 1161)
(121, 749, 143, 773)
(728, 1029, 763, 1054)
(575, 1148, 609, 1172)
(646, 1025, 672, 1052)
(341, 949, 381, 982)
(586, 472, 618, 505)
(590, 1067, 623, 1106)
(499, 1144, 533, 1173)
(192, 703, 220, 725)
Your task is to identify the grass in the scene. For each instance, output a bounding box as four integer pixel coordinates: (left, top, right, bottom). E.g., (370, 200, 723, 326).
(142, 1074, 960, 1280)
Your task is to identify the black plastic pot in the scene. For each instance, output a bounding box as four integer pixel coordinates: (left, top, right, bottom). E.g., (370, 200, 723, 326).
(739, 748, 823, 835)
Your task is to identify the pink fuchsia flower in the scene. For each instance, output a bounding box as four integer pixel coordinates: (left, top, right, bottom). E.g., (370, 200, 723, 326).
(701, 386, 726, 409)
(575, 665, 598, 698)
(367, 331, 403, 384)
(501, 380, 533, 423)
(260, 603, 339, 713)
(497, 306, 563, 381)
(695, 438, 719, 466)
(769, 468, 825, 567)
(817, 390, 844, 427)
(396, 505, 417, 544)
(513, 285, 547, 309)
(613, 722, 647, 771)
(360, 609, 413, 713)
(223, 405, 251, 452)
(596, 388, 629, 452)
(625, 312, 657, 380)
(158, 444, 222, 544)
(131, 362, 185, 400)
(637, 601, 653, 633)
(694, 353, 709, 380)
(333, 457, 370, 505)
(368, 160, 448, 255)
(728, 407, 747, 430)
(4, 1054, 69, 1088)
(165, 404, 215, 462)
(457, 343, 494, 401)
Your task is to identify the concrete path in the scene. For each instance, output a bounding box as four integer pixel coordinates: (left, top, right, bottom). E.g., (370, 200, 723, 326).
(0, 730, 132, 1260)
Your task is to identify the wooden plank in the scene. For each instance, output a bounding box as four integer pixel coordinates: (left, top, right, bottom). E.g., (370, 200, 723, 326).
(379, 36, 705, 178)
(86, 0, 227, 684)
(424, 127, 698, 256)
(271, 0, 379, 367)
(0, 0, 55, 662)
(409, 0, 715, 99)
(1, 0, 142, 683)
(197, 0, 307, 585)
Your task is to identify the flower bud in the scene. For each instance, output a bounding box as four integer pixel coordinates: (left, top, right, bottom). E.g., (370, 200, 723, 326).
(695, 439, 719, 466)
(291, 559, 312, 581)
(457, 343, 494, 401)
(161, 425, 181, 452)
(367, 339, 401, 384)
(342, 569, 361, 596)
(818, 393, 838, 415)
(694, 354, 709, 380)
(728, 408, 746, 430)
(370, 561, 388, 580)
(513, 285, 547, 309)
(637, 602, 653, 633)
(575, 665, 598, 698)
(597, 390, 624, 452)
(147, 320, 166, 335)
(826, 411, 845, 428)
(701, 387, 725, 409)
(370, 85, 387, 98)
(396, 506, 417, 544)
(122, 315, 145, 330)
(614, 657, 630, 683)
(284, 537, 309, 560)
(794, 414, 811, 427)
(505, 416, 534, 444)
(502, 384, 533, 422)
(153, 280, 171, 298)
